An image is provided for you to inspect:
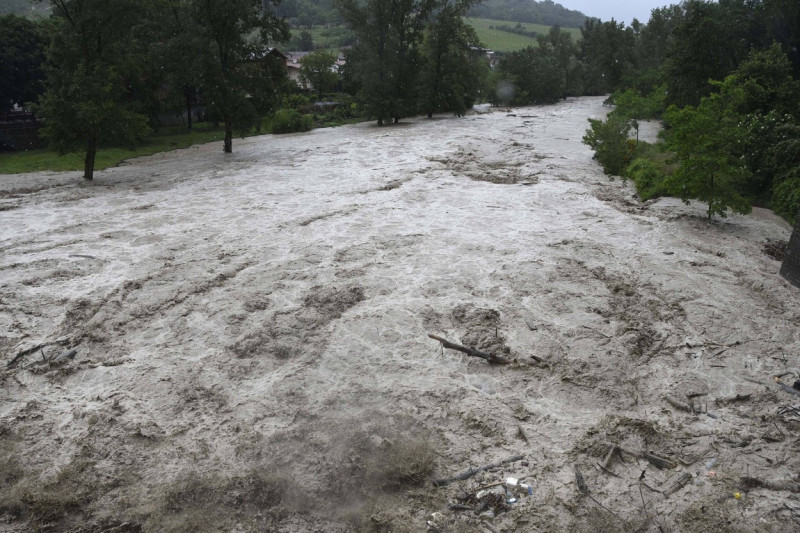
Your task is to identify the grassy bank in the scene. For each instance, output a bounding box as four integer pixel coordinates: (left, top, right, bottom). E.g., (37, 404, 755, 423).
(0, 125, 240, 175)
(464, 18, 580, 52)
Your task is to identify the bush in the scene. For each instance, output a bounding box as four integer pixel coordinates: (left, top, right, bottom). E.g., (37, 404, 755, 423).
(270, 109, 314, 134)
(625, 158, 670, 200)
(773, 177, 800, 224)
(582, 115, 634, 177)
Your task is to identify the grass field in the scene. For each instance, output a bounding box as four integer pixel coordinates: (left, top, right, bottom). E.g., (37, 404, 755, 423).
(0, 125, 232, 175)
(464, 17, 581, 52)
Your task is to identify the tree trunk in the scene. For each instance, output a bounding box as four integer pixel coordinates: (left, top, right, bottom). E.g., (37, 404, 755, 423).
(224, 120, 233, 153)
(185, 85, 193, 130)
(780, 209, 800, 289)
(378, 117, 383, 126)
(84, 136, 96, 180)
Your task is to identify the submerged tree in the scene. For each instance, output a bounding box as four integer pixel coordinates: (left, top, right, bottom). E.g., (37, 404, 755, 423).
(36, 0, 153, 180)
(191, 0, 289, 152)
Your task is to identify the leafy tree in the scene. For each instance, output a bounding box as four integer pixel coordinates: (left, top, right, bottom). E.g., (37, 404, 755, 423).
(579, 18, 636, 95)
(0, 15, 47, 112)
(663, 94, 752, 219)
(299, 50, 339, 96)
(582, 114, 634, 177)
(418, 0, 483, 117)
(337, 0, 433, 125)
(190, 0, 290, 152)
(664, 0, 765, 108)
(36, 0, 153, 180)
(496, 25, 579, 105)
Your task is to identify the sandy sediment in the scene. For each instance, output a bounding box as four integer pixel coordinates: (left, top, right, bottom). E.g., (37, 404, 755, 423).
(1, 97, 798, 532)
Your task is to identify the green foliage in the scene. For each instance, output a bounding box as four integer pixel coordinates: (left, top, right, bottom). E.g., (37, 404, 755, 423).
(336, 0, 432, 125)
(579, 18, 636, 95)
(418, 0, 484, 117)
(495, 26, 581, 105)
(625, 157, 670, 200)
(582, 115, 634, 177)
(0, 15, 46, 111)
(299, 50, 339, 96)
(607, 86, 665, 120)
(270, 109, 314, 133)
(35, 0, 154, 179)
(191, 0, 290, 152)
(663, 96, 752, 219)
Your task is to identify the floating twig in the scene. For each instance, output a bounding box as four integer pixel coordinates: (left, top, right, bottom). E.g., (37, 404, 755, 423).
(428, 334, 510, 365)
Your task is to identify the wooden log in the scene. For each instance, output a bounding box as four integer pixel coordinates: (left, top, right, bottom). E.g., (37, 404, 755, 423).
(665, 396, 694, 413)
(6, 343, 47, 368)
(741, 477, 800, 493)
(432, 454, 524, 487)
(428, 334, 510, 365)
(664, 472, 691, 496)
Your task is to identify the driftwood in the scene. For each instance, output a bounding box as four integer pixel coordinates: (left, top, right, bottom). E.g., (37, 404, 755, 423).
(604, 442, 677, 470)
(6, 343, 48, 368)
(743, 376, 800, 397)
(432, 454, 524, 487)
(574, 465, 589, 494)
(665, 396, 694, 413)
(663, 472, 692, 496)
(741, 477, 800, 493)
(428, 334, 510, 365)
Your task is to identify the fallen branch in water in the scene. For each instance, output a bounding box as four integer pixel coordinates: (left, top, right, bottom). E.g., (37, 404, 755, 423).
(428, 334, 510, 365)
(432, 454, 524, 487)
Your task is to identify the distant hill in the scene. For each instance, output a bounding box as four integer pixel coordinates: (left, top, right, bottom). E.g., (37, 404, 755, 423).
(0, 0, 51, 18)
(277, 0, 587, 29)
(469, 0, 588, 28)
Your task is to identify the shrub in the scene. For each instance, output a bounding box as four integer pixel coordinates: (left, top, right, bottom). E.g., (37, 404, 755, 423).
(270, 109, 314, 134)
(582, 115, 634, 177)
(625, 158, 670, 200)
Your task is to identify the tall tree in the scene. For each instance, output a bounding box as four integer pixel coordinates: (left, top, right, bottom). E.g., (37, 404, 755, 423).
(663, 91, 752, 219)
(0, 15, 47, 112)
(337, 0, 433, 125)
(664, 0, 765, 108)
(36, 0, 153, 180)
(417, 0, 483, 117)
(579, 18, 636, 95)
(191, 0, 289, 152)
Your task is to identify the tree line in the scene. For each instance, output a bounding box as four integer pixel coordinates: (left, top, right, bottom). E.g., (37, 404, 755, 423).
(579, 0, 799, 223)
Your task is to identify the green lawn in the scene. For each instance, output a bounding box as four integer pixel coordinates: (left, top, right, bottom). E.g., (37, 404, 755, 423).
(0, 125, 232, 175)
(464, 17, 581, 52)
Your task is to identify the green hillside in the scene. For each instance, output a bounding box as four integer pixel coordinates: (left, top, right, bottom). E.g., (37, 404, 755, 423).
(464, 17, 580, 52)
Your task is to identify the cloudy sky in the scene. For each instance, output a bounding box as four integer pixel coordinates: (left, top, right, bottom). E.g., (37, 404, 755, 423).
(560, 1, 675, 25)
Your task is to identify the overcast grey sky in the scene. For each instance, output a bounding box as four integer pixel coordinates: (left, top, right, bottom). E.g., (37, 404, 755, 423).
(560, 1, 676, 26)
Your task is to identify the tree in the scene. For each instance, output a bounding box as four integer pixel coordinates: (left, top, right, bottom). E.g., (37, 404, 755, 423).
(0, 15, 47, 112)
(36, 0, 153, 180)
(579, 18, 636, 95)
(417, 0, 483, 117)
(496, 26, 579, 106)
(663, 94, 752, 219)
(664, 0, 764, 108)
(299, 50, 338, 96)
(337, 0, 433, 125)
(191, 0, 289, 152)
